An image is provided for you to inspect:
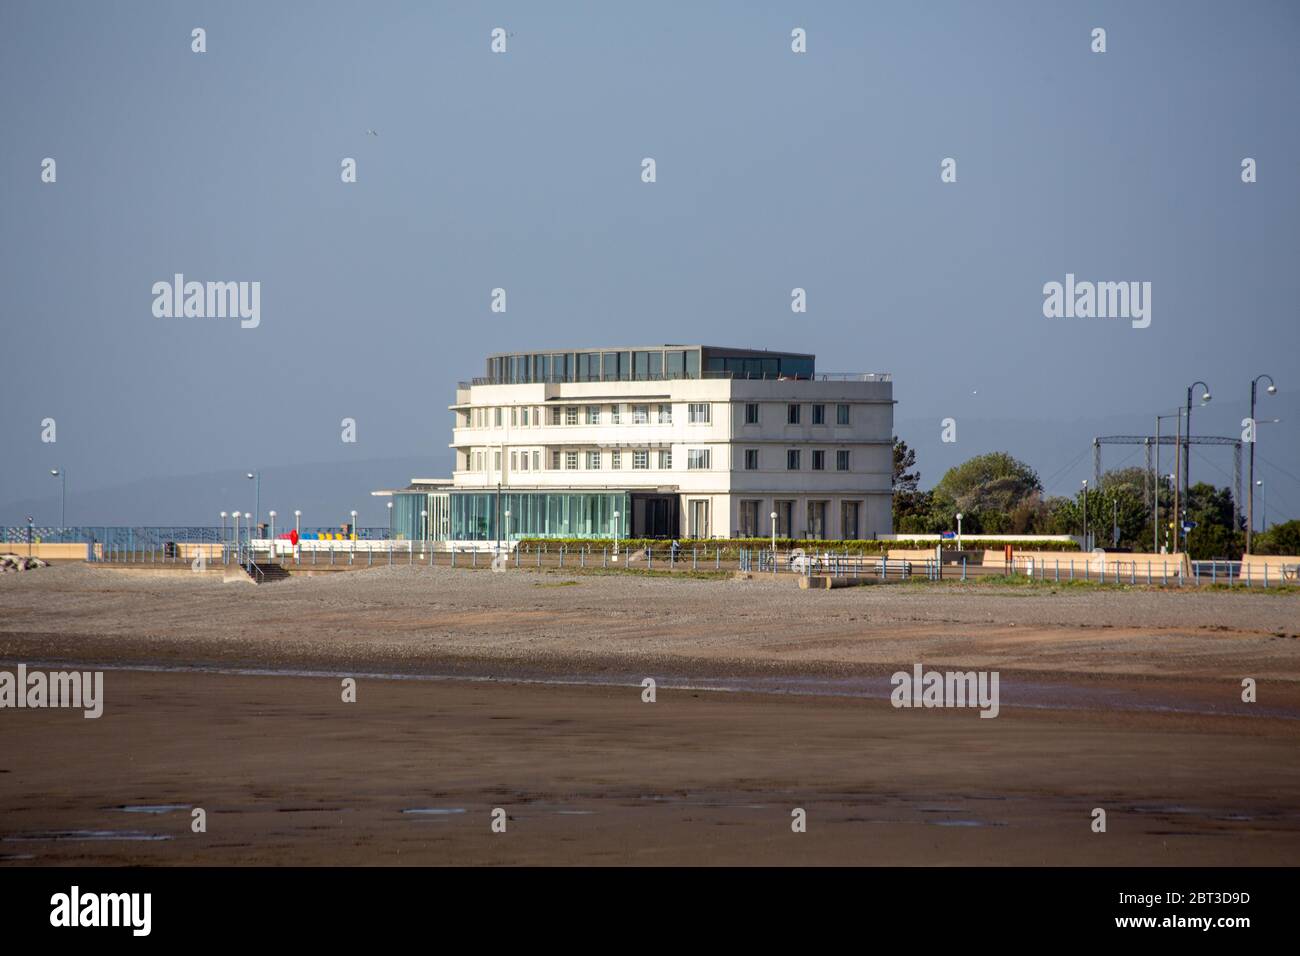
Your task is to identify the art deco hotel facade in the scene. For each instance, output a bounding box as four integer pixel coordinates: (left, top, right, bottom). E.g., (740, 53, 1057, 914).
(442, 345, 893, 542)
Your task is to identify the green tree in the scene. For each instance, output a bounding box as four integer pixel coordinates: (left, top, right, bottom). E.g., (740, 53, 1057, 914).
(931, 452, 1042, 533)
(892, 436, 920, 492)
(1255, 519, 1300, 555)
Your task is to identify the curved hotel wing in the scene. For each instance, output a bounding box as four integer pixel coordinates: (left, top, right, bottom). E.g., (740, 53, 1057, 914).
(438, 345, 894, 543)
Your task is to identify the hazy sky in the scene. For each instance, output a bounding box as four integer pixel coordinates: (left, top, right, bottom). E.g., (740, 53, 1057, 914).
(2, 1, 1297, 527)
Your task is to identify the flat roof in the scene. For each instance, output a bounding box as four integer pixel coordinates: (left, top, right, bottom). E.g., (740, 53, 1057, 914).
(484, 345, 815, 359)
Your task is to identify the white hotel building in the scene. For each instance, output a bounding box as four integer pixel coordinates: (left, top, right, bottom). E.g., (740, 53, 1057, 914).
(439, 345, 894, 542)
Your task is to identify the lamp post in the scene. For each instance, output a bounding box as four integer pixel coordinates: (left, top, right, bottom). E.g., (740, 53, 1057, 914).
(387, 500, 394, 539)
(269, 510, 276, 545)
(294, 510, 301, 537)
(1154, 411, 1182, 553)
(50, 468, 67, 528)
(246, 472, 261, 535)
(26, 515, 33, 557)
(1183, 382, 1211, 512)
(421, 509, 428, 544)
(233, 512, 241, 553)
(220, 512, 227, 548)
(770, 510, 779, 553)
(504, 508, 511, 547)
(1081, 480, 1089, 551)
(350, 510, 357, 540)
(1256, 480, 1265, 534)
(1247, 375, 1276, 554)
(956, 512, 963, 552)
(612, 509, 620, 560)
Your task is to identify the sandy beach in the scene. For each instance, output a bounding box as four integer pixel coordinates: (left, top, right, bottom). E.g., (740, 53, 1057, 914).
(2, 563, 1298, 865)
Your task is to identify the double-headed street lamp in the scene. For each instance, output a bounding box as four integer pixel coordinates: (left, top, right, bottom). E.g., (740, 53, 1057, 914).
(1247, 374, 1277, 553)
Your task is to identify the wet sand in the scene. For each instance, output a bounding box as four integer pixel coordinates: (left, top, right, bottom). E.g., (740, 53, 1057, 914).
(2, 564, 1298, 865)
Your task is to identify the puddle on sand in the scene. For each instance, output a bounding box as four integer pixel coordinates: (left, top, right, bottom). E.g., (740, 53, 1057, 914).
(3, 830, 172, 842)
(110, 804, 191, 814)
(929, 820, 1006, 828)
(401, 808, 467, 816)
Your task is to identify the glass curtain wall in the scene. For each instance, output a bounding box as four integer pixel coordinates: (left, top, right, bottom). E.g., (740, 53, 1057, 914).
(451, 491, 630, 540)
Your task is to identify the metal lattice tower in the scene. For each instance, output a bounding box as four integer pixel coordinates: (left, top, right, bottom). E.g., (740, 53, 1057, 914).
(1092, 435, 1243, 530)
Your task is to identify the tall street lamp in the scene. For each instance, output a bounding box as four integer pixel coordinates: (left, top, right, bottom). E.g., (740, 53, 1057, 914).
(1183, 382, 1211, 510)
(956, 512, 963, 551)
(246, 472, 261, 535)
(1081, 480, 1089, 551)
(1256, 480, 1265, 534)
(1247, 374, 1276, 554)
(49, 468, 67, 528)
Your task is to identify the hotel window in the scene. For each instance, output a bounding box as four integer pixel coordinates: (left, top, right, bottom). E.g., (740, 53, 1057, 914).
(836, 449, 850, 471)
(659, 449, 673, 469)
(657, 403, 672, 424)
(565, 407, 579, 425)
(812, 404, 825, 426)
(565, 451, 578, 470)
(521, 407, 530, 427)
(744, 403, 759, 425)
(787, 404, 800, 425)
(787, 449, 801, 470)
(474, 451, 483, 471)
(510, 451, 518, 470)
(837, 404, 851, 425)
(587, 450, 602, 469)
(494, 407, 503, 427)
(744, 449, 759, 470)
(611, 449, 622, 469)
(632, 404, 649, 424)
(610, 404, 621, 424)
(688, 402, 711, 424)
(532, 450, 540, 470)
(739, 500, 760, 537)
(511, 407, 518, 427)
(585, 406, 600, 425)
(519, 452, 529, 471)
(550, 406, 562, 425)
(633, 450, 649, 470)
(688, 449, 711, 470)
(494, 450, 502, 471)
(551, 450, 561, 470)
(812, 450, 826, 471)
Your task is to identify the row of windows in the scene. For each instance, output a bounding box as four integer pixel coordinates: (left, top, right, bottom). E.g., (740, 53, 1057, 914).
(469, 446, 853, 473)
(471, 448, 712, 471)
(743, 402, 852, 426)
(468, 403, 714, 428)
(468, 402, 858, 430)
(742, 448, 852, 471)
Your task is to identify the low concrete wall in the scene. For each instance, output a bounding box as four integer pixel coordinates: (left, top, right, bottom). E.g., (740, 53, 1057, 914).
(985, 550, 1189, 577)
(0, 543, 93, 560)
(1241, 554, 1300, 582)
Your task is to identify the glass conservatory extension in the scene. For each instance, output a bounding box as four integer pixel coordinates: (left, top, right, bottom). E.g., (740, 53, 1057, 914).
(450, 491, 630, 541)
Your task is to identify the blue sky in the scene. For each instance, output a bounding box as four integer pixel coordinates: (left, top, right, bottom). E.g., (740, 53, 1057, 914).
(2, 1, 1297, 526)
